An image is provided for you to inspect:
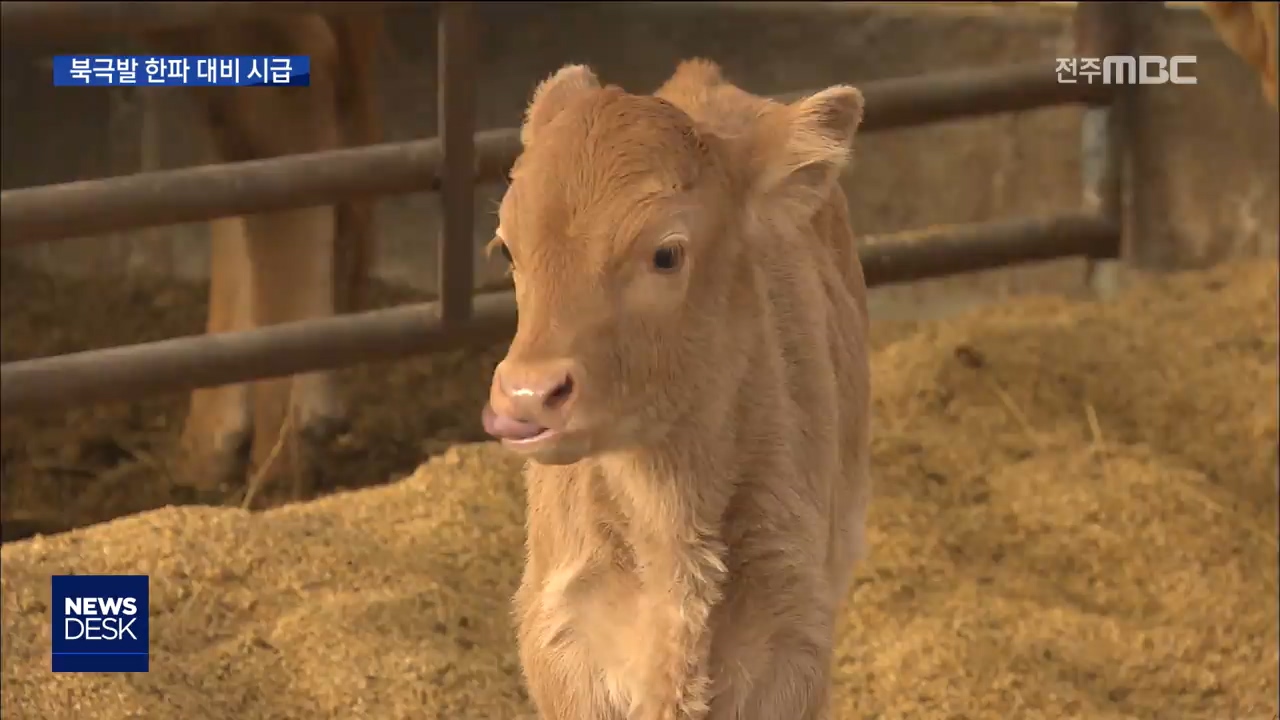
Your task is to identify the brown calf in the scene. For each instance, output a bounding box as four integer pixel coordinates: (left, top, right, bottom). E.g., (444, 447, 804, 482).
(158, 14, 381, 499)
(482, 60, 872, 719)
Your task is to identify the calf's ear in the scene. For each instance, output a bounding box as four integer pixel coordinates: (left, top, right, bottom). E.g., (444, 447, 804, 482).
(755, 85, 864, 211)
(522, 64, 601, 147)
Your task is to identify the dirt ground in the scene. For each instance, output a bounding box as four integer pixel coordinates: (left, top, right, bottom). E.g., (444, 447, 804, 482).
(1, 257, 1277, 719)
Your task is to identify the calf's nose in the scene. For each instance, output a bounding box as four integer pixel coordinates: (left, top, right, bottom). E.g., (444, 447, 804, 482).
(482, 359, 580, 441)
(500, 360, 577, 413)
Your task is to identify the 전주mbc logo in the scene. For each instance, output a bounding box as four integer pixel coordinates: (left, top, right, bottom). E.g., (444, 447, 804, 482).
(1055, 55, 1198, 85)
(51, 574, 149, 672)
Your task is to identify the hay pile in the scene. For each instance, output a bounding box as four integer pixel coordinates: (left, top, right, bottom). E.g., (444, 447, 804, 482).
(3, 260, 1277, 720)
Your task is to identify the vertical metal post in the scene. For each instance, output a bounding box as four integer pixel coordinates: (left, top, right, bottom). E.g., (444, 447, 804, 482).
(437, 1, 478, 328)
(1074, 1, 1133, 299)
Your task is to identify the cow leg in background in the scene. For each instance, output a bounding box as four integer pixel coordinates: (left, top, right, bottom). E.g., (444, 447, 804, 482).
(175, 215, 254, 497)
(245, 19, 350, 501)
(242, 199, 346, 502)
(176, 18, 351, 502)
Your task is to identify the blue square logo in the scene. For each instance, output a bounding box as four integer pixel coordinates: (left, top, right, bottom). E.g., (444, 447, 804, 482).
(51, 575, 149, 673)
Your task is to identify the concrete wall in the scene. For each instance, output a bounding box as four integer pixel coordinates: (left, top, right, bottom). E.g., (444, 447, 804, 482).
(1, 3, 1275, 319)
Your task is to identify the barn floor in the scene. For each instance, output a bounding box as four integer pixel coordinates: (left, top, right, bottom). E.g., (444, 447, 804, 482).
(1, 257, 1277, 719)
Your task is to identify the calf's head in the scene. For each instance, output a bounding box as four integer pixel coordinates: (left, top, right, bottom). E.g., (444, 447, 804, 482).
(482, 62, 863, 465)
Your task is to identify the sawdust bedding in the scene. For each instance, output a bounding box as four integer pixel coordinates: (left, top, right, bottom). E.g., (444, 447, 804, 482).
(2, 259, 1277, 720)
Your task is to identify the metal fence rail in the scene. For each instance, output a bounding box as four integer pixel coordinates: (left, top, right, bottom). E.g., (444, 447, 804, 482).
(0, 212, 1119, 415)
(0, 1, 1135, 416)
(0, 62, 1113, 248)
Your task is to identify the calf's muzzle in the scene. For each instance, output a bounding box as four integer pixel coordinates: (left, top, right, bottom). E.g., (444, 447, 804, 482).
(482, 358, 580, 442)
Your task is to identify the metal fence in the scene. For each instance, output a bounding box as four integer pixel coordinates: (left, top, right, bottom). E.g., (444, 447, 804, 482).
(0, 1, 1134, 416)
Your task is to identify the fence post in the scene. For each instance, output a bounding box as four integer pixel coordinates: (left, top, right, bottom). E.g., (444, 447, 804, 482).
(436, 1, 478, 328)
(1074, 1, 1133, 299)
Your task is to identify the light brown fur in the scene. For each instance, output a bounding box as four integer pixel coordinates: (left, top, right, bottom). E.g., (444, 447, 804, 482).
(1202, 1, 1278, 108)
(483, 60, 872, 719)
(158, 15, 381, 499)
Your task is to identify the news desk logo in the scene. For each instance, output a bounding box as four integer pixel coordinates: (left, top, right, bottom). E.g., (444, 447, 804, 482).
(51, 575, 149, 673)
(1056, 55, 1198, 85)
(51, 55, 310, 87)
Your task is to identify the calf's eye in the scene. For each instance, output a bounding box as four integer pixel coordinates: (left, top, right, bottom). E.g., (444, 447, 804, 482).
(652, 244, 684, 273)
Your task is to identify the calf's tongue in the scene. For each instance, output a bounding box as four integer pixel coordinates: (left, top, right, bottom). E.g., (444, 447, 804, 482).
(481, 404, 547, 441)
